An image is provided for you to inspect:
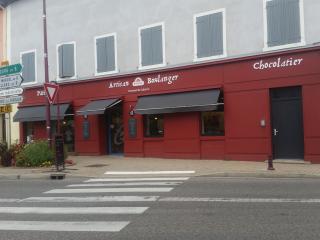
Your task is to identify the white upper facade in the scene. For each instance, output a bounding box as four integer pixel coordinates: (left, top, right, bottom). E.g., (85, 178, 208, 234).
(7, 0, 320, 86)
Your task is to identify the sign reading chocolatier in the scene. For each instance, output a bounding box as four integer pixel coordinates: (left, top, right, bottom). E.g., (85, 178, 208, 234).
(253, 57, 303, 70)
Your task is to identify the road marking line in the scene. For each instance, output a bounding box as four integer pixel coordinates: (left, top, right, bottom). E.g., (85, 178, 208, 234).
(44, 187, 173, 194)
(85, 177, 190, 182)
(67, 182, 182, 187)
(0, 207, 148, 214)
(0, 221, 130, 232)
(0, 199, 20, 203)
(105, 171, 195, 175)
(159, 197, 320, 203)
(23, 196, 159, 202)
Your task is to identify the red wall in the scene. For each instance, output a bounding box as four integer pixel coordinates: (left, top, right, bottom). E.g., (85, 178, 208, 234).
(19, 47, 320, 163)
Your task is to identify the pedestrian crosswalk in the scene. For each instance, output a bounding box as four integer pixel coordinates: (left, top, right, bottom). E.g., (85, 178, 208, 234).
(0, 169, 195, 235)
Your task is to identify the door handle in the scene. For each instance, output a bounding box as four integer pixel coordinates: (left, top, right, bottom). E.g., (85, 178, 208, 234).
(273, 129, 279, 136)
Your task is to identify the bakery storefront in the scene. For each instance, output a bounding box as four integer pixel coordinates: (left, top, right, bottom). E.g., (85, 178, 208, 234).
(14, 46, 320, 163)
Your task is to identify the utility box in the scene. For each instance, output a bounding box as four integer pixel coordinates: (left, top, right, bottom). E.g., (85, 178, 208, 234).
(54, 134, 65, 171)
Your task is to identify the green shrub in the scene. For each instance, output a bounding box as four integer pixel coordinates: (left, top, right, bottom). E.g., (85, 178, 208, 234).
(16, 140, 54, 167)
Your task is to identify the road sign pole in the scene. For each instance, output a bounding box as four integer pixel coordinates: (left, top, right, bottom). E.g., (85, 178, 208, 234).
(43, 0, 51, 147)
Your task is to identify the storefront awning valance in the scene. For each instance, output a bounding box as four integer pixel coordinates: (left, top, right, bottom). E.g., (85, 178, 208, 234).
(13, 103, 71, 122)
(134, 89, 221, 114)
(76, 98, 121, 116)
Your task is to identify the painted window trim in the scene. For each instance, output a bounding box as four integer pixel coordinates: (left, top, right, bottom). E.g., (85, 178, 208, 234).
(193, 8, 227, 62)
(263, 0, 306, 52)
(20, 49, 37, 86)
(56, 41, 77, 81)
(138, 22, 166, 70)
(94, 33, 119, 76)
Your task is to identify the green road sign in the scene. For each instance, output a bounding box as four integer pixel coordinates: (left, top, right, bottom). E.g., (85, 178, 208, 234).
(0, 64, 23, 76)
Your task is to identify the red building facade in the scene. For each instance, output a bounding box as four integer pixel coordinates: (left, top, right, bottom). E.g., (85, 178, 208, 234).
(16, 46, 320, 163)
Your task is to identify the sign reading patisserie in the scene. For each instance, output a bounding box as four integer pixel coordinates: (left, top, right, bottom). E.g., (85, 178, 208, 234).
(253, 57, 303, 70)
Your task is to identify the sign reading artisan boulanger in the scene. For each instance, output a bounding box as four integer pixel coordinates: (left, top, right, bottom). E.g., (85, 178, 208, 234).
(108, 73, 180, 93)
(253, 57, 303, 70)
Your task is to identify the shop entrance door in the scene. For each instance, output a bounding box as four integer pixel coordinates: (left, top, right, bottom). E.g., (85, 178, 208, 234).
(270, 86, 304, 160)
(107, 104, 124, 155)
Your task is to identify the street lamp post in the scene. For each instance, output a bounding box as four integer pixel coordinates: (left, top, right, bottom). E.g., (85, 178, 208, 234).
(42, 0, 51, 147)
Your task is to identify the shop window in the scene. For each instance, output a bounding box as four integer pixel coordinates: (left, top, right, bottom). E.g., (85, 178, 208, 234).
(194, 9, 226, 61)
(95, 34, 117, 75)
(264, 0, 305, 50)
(139, 23, 165, 69)
(144, 114, 164, 137)
(24, 122, 34, 143)
(51, 117, 75, 153)
(57, 42, 76, 79)
(201, 107, 225, 136)
(21, 50, 36, 84)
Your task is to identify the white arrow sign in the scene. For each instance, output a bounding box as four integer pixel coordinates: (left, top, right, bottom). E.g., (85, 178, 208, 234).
(0, 95, 23, 105)
(0, 88, 23, 97)
(0, 74, 23, 90)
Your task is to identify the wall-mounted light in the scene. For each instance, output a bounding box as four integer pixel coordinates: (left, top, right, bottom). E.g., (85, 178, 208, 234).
(129, 105, 135, 116)
(84, 114, 88, 119)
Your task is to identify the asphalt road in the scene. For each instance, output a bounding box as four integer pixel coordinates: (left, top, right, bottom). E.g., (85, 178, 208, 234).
(0, 176, 320, 240)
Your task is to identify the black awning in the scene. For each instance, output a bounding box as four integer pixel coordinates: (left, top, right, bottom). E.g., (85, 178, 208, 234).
(76, 98, 121, 115)
(134, 89, 221, 114)
(13, 103, 71, 122)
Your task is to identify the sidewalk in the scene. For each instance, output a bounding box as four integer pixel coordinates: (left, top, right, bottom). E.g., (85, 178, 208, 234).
(0, 156, 320, 180)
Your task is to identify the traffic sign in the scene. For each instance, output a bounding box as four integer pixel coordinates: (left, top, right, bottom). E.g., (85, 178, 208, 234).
(0, 64, 23, 76)
(0, 88, 23, 97)
(44, 82, 59, 104)
(0, 74, 23, 89)
(0, 95, 23, 105)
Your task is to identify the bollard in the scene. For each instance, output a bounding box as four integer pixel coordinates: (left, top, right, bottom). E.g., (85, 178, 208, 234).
(267, 155, 275, 170)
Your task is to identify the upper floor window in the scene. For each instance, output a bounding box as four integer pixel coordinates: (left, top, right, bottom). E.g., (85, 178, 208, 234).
(194, 9, 226, 61)
(20, 50, 36, 84)
(264, 0, 305, 50)
(57, 42, 76, 79)
(95, 34, 117, 75)
(139, 23, 165, 69)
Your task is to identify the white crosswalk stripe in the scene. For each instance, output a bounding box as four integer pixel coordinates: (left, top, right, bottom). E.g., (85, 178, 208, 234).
(0, 221, 130, 232)
(105, 171, 195, 175)
(44, 187, 174, 194)
(85, 177, 190, 182)
(0, 171, 194, 233)
(67, 182, 182, 187)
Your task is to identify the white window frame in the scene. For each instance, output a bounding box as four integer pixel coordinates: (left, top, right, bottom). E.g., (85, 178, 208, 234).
(263, 0, 305, 52)
(193, 9, 227, 62)
(94, 33, 118, 76)
(138, 22, 166, 70)
(56, 41, 77, 81)
(20, 49, 37, 86)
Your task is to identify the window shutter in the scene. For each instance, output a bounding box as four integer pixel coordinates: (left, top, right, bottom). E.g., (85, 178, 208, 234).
(267, 0, 301, 47)
(151, 26, 163, 65)
(58, 45, 64, 78)
(96, 37, 108, 73)
(196, 15, 211, 58)
(21, 52, 35, 83)
(210, 12, 224, 55)
(62, 44, 75, 78)
(106, 36, 116, 71)
(28, 52, 36, 83)
(141, 28, 153, 66)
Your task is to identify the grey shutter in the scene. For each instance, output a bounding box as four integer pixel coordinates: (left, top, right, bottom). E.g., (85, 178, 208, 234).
(267, 0, 301, 47)
(21, 52, 35, 83)
(61, 44, 75, 78)
(58, 45, 63, 78)
(141, 28, 153, 66)
(210, 12, 224, 55)
(96, 37, 108, 73)
(197, 15, 211, 58)
(106, 36, 116, 71)
(21, 53, 30, 83)
(151, 26, 163, 65)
